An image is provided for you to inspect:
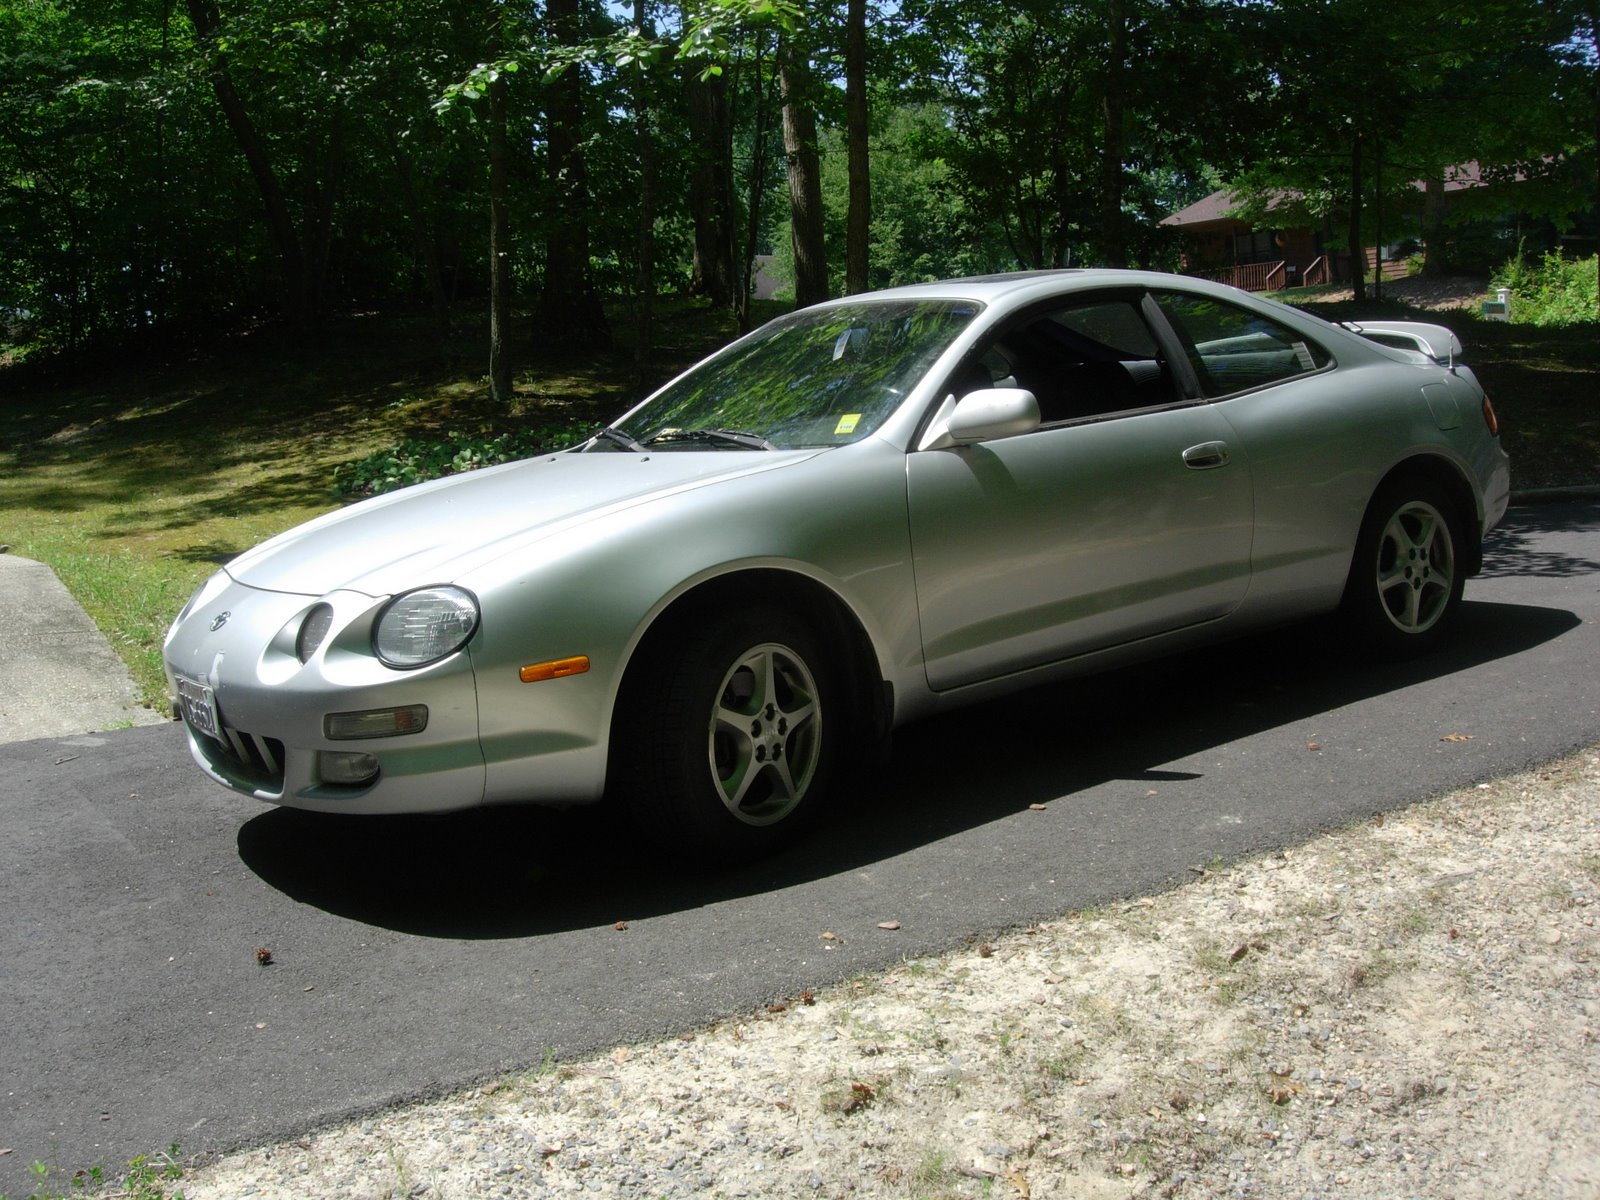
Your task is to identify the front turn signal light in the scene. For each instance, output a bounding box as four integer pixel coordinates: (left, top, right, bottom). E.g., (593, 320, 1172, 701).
(520, 656, 590, 684)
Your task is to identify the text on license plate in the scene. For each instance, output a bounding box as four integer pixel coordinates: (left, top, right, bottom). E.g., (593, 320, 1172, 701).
(175, 674, 221, 739)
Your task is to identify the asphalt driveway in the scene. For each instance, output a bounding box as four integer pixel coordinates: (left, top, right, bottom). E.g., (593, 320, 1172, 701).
(1, 500, 1597, 1195)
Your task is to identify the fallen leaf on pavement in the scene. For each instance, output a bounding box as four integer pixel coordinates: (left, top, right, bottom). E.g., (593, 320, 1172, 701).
(877, 920, 901, 930)
(1441, 732, 1474, 742)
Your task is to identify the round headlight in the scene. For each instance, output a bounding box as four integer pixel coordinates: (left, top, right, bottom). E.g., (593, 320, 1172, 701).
(373, 586, 480, 669)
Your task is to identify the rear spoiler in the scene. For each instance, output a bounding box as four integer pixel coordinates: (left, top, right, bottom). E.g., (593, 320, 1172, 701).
(1341, 320, 1464, 368)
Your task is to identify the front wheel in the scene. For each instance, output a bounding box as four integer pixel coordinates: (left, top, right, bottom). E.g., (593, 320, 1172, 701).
(1342, 476, 1467, 655)
(616, 606, 840, 858)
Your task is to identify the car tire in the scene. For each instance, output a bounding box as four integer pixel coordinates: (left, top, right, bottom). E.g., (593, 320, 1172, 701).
(1342, 475, 1467, 656)
(617, 605, 839, 858)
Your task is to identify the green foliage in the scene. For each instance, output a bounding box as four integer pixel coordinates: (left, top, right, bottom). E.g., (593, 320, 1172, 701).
(334, 423, 587, 497)
(9, 1145, 183, 1200)
(1492, 252, 1599, 326)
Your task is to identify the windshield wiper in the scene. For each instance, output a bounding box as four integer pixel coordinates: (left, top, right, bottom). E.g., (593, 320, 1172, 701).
(648, 428, 777, 451)
(590, 425, 647, 452)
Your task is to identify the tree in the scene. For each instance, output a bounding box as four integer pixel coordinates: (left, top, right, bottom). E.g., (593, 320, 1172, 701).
(685, 65, 739, 306)
(540, 0, 612, 347)
(844, 0, 870, 293)
(779, 31, 829, 305)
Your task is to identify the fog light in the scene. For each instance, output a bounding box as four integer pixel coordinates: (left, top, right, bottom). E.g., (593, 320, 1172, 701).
(318, 751, 380, 787)
(324, 705, 429, 740)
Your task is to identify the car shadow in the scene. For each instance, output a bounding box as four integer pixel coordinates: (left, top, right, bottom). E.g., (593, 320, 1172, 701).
(236, 597, 1579, 939)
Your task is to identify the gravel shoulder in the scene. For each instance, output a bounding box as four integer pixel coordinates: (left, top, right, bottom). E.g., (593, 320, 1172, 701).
(177, 751, 1600, 1200)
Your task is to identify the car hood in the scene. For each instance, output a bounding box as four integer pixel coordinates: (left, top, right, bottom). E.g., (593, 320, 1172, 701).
(224, 449, 824, 597)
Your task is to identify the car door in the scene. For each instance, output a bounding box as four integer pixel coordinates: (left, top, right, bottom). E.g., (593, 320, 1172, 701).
(905, 292, 1255, 692)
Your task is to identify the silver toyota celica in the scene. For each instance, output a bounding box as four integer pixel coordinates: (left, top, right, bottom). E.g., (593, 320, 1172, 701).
(164, 270, 1510, 855)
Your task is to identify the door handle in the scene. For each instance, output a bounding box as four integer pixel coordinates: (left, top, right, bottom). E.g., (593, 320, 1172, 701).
(1182, 441, 1230, 470)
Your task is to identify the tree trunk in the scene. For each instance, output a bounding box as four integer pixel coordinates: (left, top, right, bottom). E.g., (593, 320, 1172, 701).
(1098, 0, 1128, 268)
(633, 0, 656, 376)
(1421, 175, 1447, 276)
(185, 0, 307, 324)
(1371, 138, 1383, 303)
(779, 36, 828, 308)
(686, 69, 737, 308)
(1347, 133, 1366, 304)
(739, 32, 777, 334)
(844, 0, 871, 294)
(488, 67, 513, 404)
(540, 0, 611, 348)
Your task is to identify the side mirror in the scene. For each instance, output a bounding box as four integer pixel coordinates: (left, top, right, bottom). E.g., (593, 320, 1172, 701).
(942, 387, 1041, 446)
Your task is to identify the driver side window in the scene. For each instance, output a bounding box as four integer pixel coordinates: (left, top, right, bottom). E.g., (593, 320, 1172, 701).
(976, 297, 1181, 424)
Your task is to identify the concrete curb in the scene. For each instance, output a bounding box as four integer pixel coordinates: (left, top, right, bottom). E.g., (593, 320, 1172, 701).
(1510, 484, 1600, 506)
(0, 550, 168, 746)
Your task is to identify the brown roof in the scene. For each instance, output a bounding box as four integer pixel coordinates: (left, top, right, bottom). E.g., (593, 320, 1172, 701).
(1164, 162, 1520, 228)
(1161, 189, 1298, 229)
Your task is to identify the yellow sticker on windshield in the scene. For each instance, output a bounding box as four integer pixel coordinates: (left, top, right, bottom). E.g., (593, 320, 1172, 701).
(835, 413, 861, 435)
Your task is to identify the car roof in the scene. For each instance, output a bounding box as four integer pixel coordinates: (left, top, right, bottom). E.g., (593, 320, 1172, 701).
(823, 268, 1253, 309)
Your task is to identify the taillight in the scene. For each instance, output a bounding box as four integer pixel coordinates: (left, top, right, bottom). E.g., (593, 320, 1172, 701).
(1481, 393, 1500, 437)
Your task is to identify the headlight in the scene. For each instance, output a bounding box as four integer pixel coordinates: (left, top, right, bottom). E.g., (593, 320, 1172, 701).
(372, 586, 480, 669)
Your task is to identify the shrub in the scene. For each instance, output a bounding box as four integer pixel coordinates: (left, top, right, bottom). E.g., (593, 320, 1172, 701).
(335, 422, 586, 497)
(1491, 251, 1599, 326)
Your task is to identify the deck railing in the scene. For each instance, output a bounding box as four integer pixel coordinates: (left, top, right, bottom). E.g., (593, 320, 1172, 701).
(1196, 260, 1288, 293)
(1302, 256, 1332, 286)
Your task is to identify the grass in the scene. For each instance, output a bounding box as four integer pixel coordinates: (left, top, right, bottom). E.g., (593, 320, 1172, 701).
(0, 292, 1594, 709)
(6, 1146, 184, 1200)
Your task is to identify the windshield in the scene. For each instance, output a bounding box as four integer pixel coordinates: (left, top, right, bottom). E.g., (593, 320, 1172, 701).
(613, 298, 980, 450)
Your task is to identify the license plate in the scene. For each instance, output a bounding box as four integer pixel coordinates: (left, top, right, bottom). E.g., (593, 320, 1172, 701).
(175, 674, 221, 740)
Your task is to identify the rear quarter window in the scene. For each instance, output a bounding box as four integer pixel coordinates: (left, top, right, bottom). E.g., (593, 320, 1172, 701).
(1155, 292, 1332, 398)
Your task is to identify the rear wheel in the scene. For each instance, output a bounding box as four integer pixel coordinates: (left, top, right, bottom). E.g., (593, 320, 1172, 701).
(617, 605, 839, 858)
(1343, 476, 1466, 655)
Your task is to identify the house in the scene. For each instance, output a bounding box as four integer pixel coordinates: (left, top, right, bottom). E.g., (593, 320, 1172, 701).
(1160, 190, 1336, 292)
(1161, 164, 1523, 292)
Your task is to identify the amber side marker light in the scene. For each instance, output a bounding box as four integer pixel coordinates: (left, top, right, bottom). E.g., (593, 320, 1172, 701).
(520, 655, 591, 684)
(1482, 394, 1500, 437)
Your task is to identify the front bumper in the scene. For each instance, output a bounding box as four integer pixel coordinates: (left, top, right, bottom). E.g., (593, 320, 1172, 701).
(163, 578, 487, 814)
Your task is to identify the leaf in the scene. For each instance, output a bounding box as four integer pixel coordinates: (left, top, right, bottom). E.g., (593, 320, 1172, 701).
(877, 920, 901, 930)
(613, 921, 629, 932)
(1028, 802, 1048, 811)
(1440, 732, 1474, 742)
(1266, 1066, 1305, 1104)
